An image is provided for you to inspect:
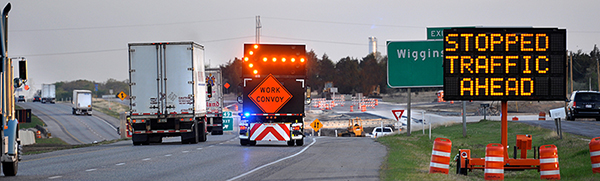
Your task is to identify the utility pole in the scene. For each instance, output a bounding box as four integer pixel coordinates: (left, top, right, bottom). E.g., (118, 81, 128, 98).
(255, 16, 261, 44)
(597, 56, 599, 91)
(570, 52, 573, 93)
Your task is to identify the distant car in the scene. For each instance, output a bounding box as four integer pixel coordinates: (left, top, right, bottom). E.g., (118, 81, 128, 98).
(371, 127, 393, 138)
(17, 95, 25, 102)
(567, 91, 600, 121)
(33, 96, 41, 102)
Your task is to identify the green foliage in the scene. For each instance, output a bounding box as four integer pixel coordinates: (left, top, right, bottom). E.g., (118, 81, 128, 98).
(220, 58, 243, 94)
(378, 120, 600, 181)
(54, 79, 129, 101)
(570, 45, 600, 91)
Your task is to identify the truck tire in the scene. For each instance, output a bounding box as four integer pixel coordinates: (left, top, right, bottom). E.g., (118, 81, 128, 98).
(296, 138, 304, 146)
(240, 139, 248, 146)
(198, 121, 207, 142)
(249, 140, 256, 146)
(287, 140, 295, 146)
(2, 161, 18, 176)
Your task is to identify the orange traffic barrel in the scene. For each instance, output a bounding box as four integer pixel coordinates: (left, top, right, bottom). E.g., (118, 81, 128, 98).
(350, 105, 354, 112)
(485, 143, 504, 180)
(539, 112, 546, 120)
(590, 137, 600, 173)
(539, 144, 560, 179)
(429, 137, 452, 174)
(36, 130, 41, 138)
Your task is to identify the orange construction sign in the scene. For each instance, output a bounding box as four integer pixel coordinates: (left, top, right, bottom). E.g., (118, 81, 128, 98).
(249, 74, 292, 113)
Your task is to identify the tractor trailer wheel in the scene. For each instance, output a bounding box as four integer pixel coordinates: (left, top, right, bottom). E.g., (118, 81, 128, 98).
(2, 161, 18, 176)
(296, 138, 304, 146)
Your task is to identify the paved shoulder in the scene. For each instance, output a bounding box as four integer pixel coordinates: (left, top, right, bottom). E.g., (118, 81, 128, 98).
(244, 137, 386, 180)
(517, 120, 600, 138)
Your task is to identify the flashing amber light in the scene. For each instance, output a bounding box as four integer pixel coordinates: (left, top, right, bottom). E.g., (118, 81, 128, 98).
(300, 58, 305, 63)
(253, 70, 258, 74)
(249, 63, 253, 68)
(249, 51, 254, 55)
(263, 57, 267, 62)
(244, 57, 249, 61)
(291, 58, 296, 62)
(253, 44, 258, 49)
(272, 57, 277, 62)
(282, 58, 286, 62)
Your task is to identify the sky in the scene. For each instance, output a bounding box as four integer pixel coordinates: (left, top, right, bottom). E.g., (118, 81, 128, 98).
(3, 0, 600, 96)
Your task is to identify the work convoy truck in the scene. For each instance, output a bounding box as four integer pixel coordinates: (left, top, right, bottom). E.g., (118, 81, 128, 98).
(238, 43, 306, 146)
(1, 3, 22, 176)
(205, 68, 223, 135)
(72, 90, 92, 115)
(41, 84, 55, 104)
(128, 41, 208, 145)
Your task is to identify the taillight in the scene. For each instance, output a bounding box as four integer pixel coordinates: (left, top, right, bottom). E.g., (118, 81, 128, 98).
(293, 126, 301, 131)
(573, 101, 576, 108)
(240, 125, 247, 130)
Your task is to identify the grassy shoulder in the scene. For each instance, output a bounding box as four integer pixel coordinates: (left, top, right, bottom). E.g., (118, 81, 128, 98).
(378, 120, 600, 181)
(24, 138, 130, 155)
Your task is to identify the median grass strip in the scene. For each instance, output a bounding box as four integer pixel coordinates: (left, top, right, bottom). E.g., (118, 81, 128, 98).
(378, 120, 600, 181)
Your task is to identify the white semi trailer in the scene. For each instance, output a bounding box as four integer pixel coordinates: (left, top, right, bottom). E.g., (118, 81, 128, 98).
(128, 41, 208, 145)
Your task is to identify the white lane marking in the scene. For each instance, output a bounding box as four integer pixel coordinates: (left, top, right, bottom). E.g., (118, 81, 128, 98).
(208, 145, 214, 148)
(197, 148, 203, 150)
(219, 143, 224, 145)
(86, 169, 97, 172)
(49, 176, 63, 179)
(165, 154, 172, 157)
(182, 151, 189, 153)
(116, 163, 125, 166)
(143, 158, 151, 161)
(226, 138, 318, 181)
(93, 116, 118, 131)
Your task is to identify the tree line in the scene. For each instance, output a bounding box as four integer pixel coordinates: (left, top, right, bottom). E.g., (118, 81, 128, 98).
(47, 45, 600, 100)
(220, 50, 390, 96)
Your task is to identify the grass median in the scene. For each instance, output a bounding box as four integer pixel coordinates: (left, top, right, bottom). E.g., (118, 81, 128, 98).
(378, 119, 600, 181)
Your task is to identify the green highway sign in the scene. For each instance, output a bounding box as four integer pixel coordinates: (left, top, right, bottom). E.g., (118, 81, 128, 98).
(386, 40, 443, 88)
(427, 27, 447, 40)
(223, 118, 233, 131)
(223, 111, 232, 118)
(427, 26, 476, 40)
(223, 111, 233, 131)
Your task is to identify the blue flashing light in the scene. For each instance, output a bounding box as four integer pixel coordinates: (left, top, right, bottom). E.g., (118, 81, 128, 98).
(244, 112, 250, 117)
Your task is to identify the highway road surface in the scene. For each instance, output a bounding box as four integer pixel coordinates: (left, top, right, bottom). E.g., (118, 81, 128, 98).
(17, 102, 120, 144)
(4, 134, 385, 180)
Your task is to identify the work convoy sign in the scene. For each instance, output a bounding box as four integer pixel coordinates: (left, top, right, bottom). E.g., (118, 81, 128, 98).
(249, 74, 292, 113)
(443, 28, 566, 101)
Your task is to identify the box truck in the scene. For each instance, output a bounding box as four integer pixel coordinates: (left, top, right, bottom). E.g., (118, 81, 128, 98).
(205, 68, 223, 135)
(128, 41, 208, 145)
(72, 90, 93, 115)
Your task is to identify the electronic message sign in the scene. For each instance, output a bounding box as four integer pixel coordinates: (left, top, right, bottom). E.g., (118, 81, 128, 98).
(443, 28, 566, 101)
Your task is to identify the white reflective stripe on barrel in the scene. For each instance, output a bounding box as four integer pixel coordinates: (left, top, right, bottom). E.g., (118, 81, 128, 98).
(429, 162, 449, 169)
(432, 150, 451, 157)
(485, 156, 504, 162)
(540, 158, 558, 164)
(591, 150, 600, 157)
(484, 168, 503, 174)
(540, 170, 560, 175)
